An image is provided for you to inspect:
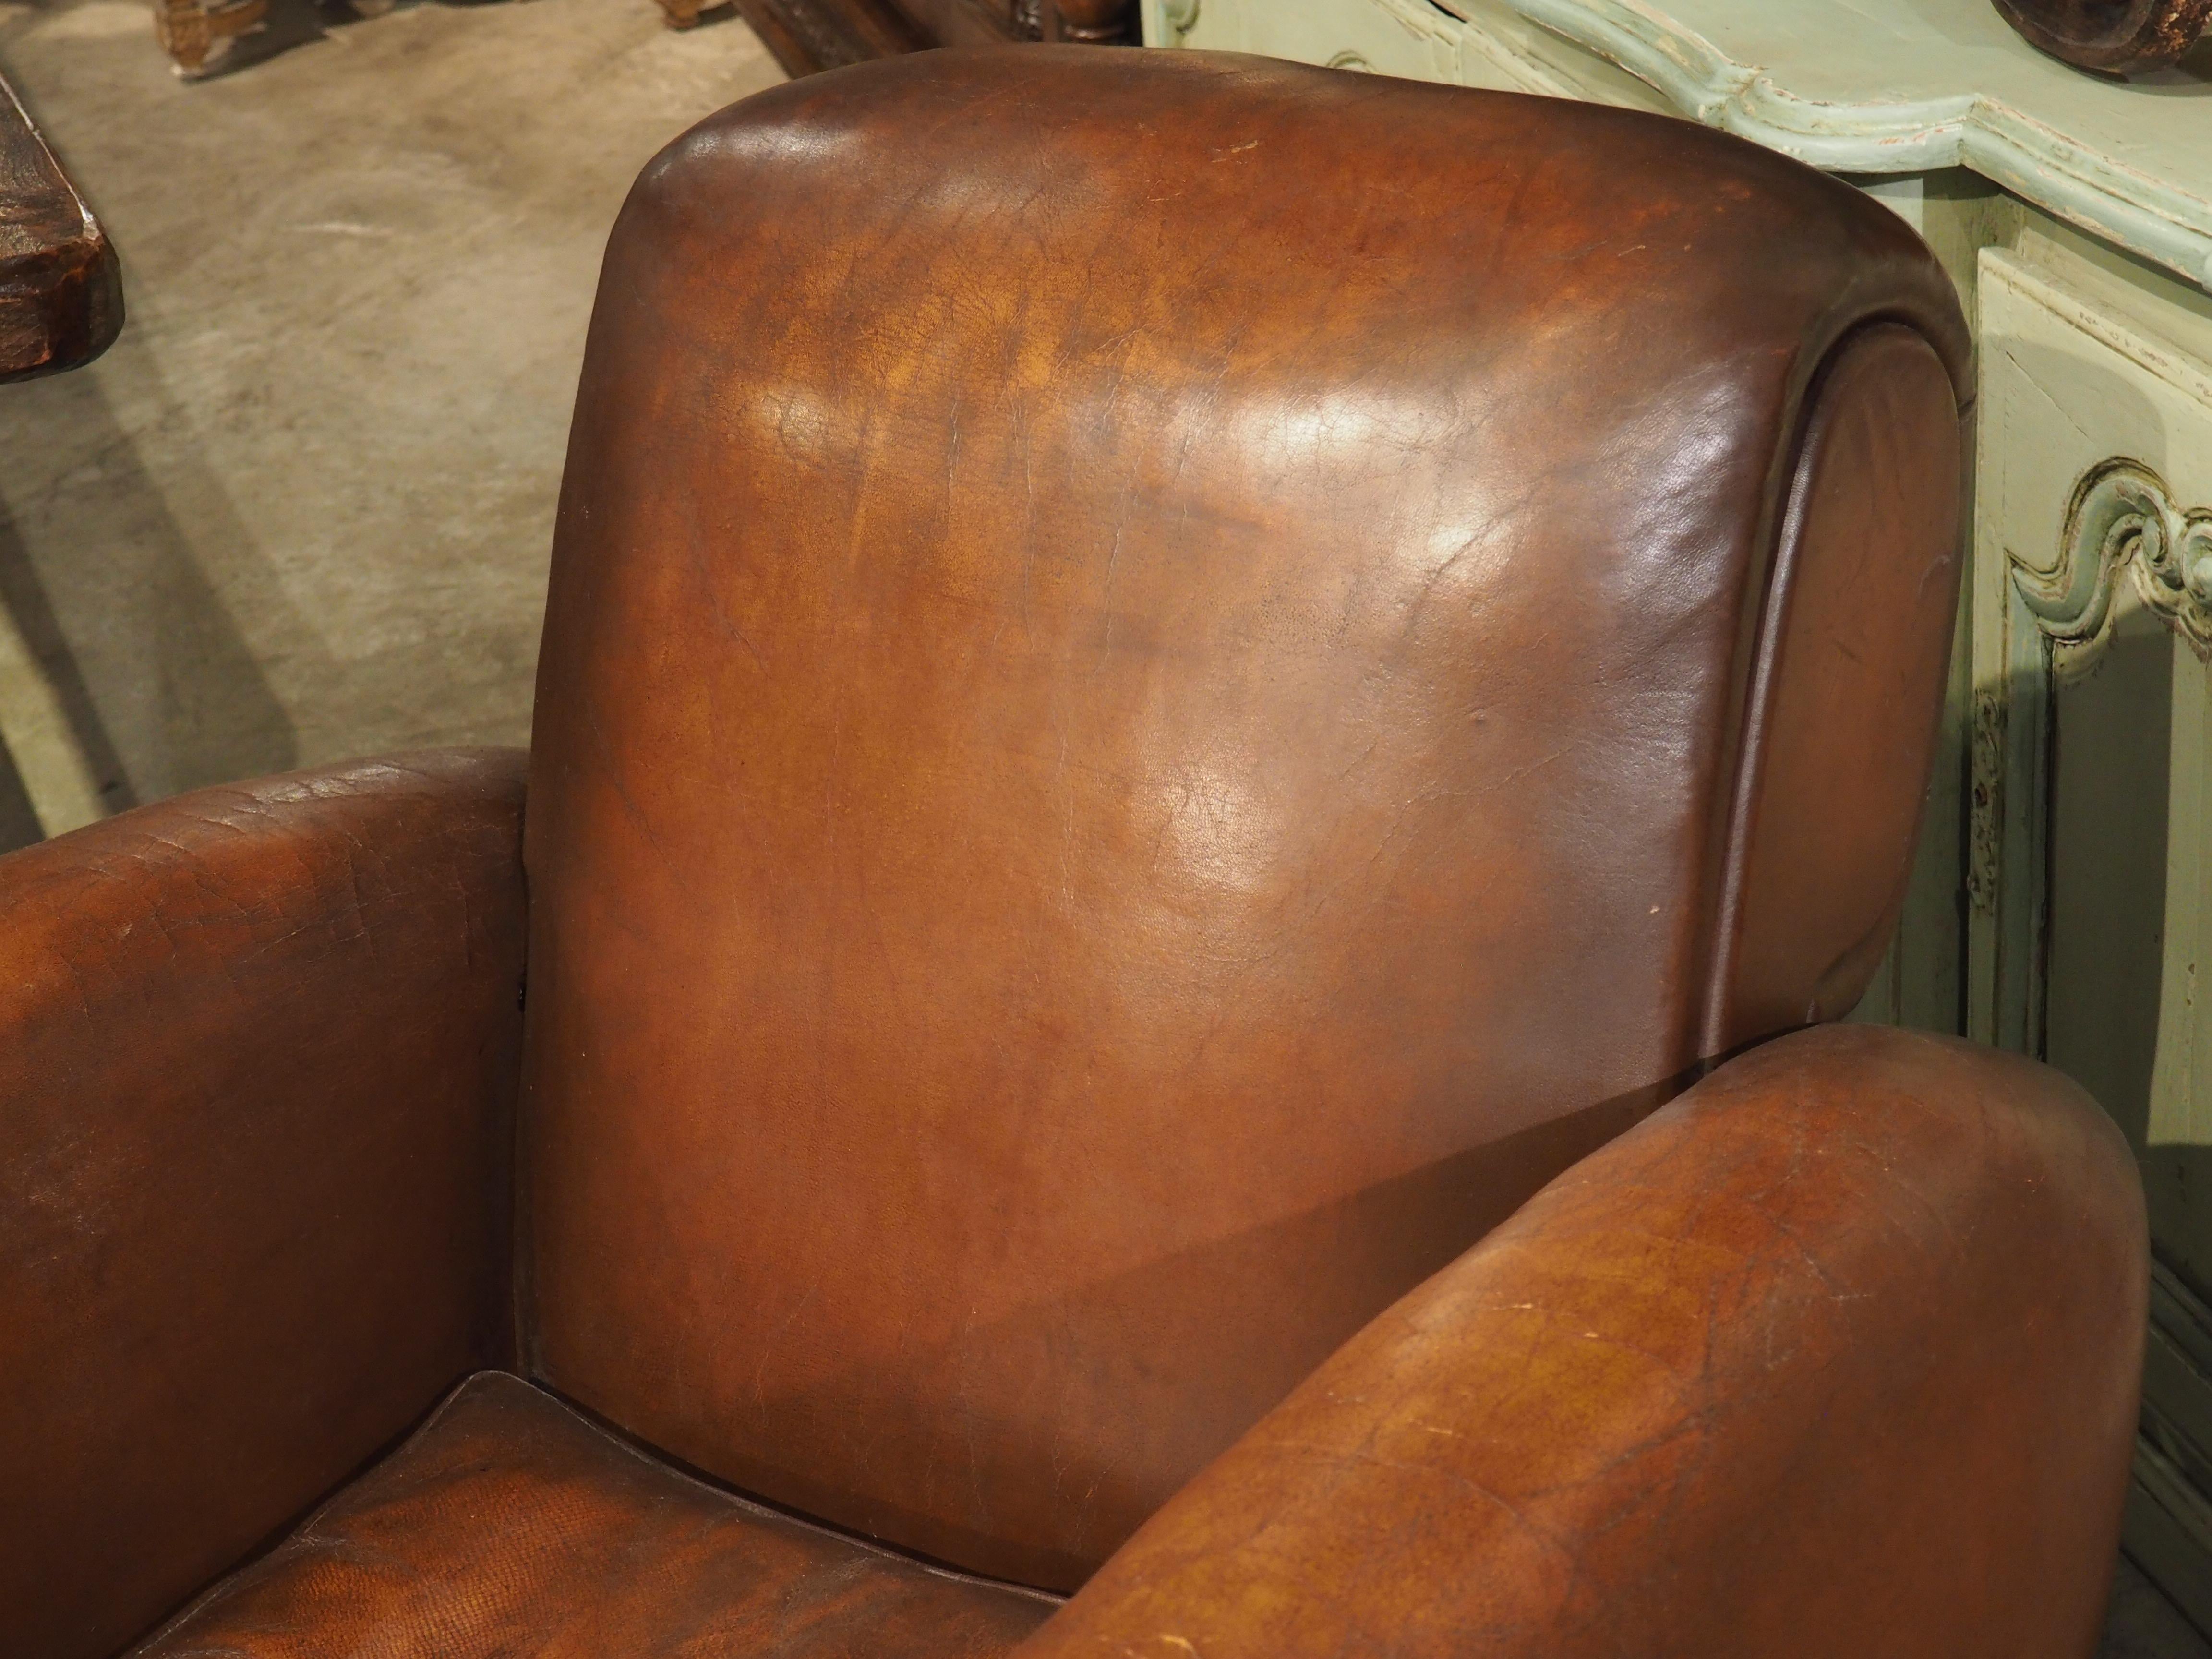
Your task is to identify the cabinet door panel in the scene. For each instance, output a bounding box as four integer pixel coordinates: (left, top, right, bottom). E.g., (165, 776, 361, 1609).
(1976, 248, 2212, 1289)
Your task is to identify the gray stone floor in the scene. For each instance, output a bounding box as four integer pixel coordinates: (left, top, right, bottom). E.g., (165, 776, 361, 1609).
(0, 0, 781, 843)
(1, 2, 2209, 1651)
(2106, 1555, 2211, 1659)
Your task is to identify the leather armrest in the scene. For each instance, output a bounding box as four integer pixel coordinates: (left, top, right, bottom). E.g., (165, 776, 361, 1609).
(0, 751, 528, 1659)
(1017, 1024, 2147, 1659)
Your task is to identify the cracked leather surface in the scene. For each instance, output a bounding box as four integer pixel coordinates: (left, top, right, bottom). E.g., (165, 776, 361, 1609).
(134, 1371, 1058, 1659)
(0, 750, 528, 1659)
(1015, 1024, 2147, 1659)
(1, 46, 2137, 1659)
(520, 45, 1972, 1590)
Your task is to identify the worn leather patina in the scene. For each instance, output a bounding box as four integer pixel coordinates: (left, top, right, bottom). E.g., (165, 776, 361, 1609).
(1015, 1024, 2146, 1659)
(0, 752, 527, 1659)
(136, 1372, 1059, 1657)
(0, 47, 2145, 1659)
(518, 45, 1972, 1588)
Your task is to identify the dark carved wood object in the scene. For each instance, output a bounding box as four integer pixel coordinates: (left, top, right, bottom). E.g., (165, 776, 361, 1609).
(721, 0, 927, 67)
(1991, 0, 2212, 73)
(152, 0, 268, 77)
(670, 0, 1131, 74)
(0, 75, 122, 385)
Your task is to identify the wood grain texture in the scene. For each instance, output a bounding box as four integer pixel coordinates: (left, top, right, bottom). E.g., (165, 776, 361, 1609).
(0, 72, 120, 382)
(1991, 0, 2212, 72)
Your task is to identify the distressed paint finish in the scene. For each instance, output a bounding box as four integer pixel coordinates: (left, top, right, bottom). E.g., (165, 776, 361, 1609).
(1973, 240, 2212, 1616)
(1152, 0, 2212, 293)
(1976, 245, 2212, 1209)
(2013, 460, 2212, 672)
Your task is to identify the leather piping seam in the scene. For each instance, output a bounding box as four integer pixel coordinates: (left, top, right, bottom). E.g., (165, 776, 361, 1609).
(1693, 315, 1958, 1062)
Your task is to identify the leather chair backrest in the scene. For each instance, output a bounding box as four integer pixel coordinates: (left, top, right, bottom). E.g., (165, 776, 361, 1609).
(517, 48, 1968, 1591)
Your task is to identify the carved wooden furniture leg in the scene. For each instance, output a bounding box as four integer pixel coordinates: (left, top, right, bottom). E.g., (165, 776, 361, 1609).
(153, 0, 267, 77)
(657, 0, 706, 30)
(153, 0, 214, 75)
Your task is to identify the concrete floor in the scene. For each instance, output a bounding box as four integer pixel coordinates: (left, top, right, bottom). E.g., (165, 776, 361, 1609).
(2111, 1555, 2212, 1659)
(0, 0, 781, 844)
(2, 1, 2210, 1651)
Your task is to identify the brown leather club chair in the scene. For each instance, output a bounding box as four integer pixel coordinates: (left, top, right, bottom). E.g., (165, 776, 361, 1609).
(1, 47, 2147, 1659)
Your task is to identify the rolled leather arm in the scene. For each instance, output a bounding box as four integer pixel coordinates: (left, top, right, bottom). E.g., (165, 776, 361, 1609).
(1018, 1024, 2146, 1659)
(0, 750, 528, 1659)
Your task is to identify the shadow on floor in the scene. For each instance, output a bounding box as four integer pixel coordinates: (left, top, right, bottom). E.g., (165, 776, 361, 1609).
(0, 496, 142, 850)
(2103, 1553, 2211, 1658)
(194, 0, 531, 80)
(0, 323, 301, 851)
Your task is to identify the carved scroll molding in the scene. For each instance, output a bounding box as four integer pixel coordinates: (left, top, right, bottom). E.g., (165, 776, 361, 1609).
(2009, 457, 2212, 683)
(1486, 0, 2212, 291)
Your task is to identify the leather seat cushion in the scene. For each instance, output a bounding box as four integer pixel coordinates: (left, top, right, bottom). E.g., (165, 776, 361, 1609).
(133, 1371, 1059, 1657)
